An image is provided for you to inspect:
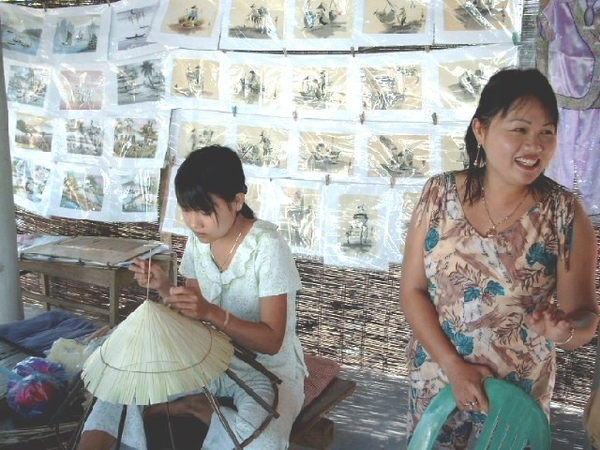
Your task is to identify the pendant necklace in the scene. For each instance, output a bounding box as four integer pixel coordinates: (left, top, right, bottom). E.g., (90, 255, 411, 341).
(481, 187, 528, 237)
(210, 229, 243, 272)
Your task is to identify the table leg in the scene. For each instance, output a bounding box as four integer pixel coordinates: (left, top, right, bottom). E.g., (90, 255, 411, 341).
(108, 277, 122, 326)
(40, 273, 51, 312)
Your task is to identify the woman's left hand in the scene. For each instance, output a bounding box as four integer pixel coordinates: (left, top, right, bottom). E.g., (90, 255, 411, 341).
(164, 285, 211, 320)
(524, 301, 573, 343)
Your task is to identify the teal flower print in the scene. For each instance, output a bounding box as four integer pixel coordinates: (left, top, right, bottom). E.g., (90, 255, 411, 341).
(484, 280, 505, 296)
(424, 228, 439, 251)
(505, 372, 534, 394)
(520, 326, 528, 343)
(526, 242, 557, 276)
(464, 286, 480, 303)
(442, 320, 474, 356)
(415, 344, 427, 367)
(454, 333, 474, 356)
(442, 320, 455, 339)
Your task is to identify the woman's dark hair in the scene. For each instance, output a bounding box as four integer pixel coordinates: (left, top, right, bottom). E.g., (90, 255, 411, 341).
(463, 68, 559, 204)
(175, 145, 255, 219)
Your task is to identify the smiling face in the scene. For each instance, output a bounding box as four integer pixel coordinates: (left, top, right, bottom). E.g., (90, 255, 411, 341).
(472, 96, 557, 188)
(182, 193, 240, 243)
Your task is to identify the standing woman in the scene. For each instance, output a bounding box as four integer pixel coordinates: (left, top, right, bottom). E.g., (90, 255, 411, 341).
(79, 145, 307, 450)
(401, 68, 599, 448)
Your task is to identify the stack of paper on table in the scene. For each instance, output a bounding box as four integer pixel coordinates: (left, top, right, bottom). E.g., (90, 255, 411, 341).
(18, 235, 170, 268)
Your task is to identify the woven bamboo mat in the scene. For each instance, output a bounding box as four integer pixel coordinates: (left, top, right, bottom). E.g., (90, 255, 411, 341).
(15, 207, 600, 410)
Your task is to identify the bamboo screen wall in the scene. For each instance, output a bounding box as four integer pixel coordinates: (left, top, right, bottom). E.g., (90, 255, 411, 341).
(16, 207, 600, 410)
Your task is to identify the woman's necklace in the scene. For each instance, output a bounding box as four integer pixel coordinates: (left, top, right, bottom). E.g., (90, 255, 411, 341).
(210, 229, 243, 272)
(481, 187, 528, 237)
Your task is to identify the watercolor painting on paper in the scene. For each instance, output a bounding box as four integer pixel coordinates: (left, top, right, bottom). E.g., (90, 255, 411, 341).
(338, 194, 378, 256)
(59, 170, 104, 212)
(298, 131, 355, 175)
(171, 57, 220, 100)
(226, 0, 284, 40)
(363, 0, 428, 35)
(113, 118, 160, 160)
(278, 186, 319, 250)
(116, 58, 165, 106)
(12, 157, 51, 204)
(236, 125, 289, 169)
(64, 118, 104, 157)
(295, 0, 354, 39)
(13, 112, 53, 154)
(175, 122, 228, 160)
(361, 64, 422, 111)
(0, 3, 44, 56)
(57, 69, 105, 110)
(292, 66, 348, 111)
(368, 134, 430, 178)
(6, 64, 50, 108)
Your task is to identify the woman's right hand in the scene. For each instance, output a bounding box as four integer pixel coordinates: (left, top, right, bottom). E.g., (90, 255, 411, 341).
(444, 359, 495, 414)
(129, 257, 170, 293)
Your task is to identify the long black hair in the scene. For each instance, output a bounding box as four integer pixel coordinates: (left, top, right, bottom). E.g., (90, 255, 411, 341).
(175, 145, 255, 219)
(463, 68, 559, 205)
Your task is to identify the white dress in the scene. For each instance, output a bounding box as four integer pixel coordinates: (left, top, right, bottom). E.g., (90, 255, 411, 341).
(83, 220, 307, 450)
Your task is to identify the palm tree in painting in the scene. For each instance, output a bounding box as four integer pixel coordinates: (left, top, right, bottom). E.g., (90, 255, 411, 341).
(141, 60, 157, 90)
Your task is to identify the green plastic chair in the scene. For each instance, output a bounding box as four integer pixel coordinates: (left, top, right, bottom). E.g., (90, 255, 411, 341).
(408, 378, 551, 450)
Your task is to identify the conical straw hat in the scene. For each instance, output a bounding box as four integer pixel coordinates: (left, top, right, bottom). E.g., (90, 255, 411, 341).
(81, 300, 234, 405)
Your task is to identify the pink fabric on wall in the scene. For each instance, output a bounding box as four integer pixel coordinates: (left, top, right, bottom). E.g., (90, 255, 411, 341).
(540, 0, 600, 216)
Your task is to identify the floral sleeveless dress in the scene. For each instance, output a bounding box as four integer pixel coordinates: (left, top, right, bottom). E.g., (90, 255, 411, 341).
(405, 172, 576, 443)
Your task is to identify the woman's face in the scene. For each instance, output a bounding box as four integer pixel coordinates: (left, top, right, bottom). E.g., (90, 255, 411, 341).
(473, 96, 557, 187)
(182, 194, 238, 243)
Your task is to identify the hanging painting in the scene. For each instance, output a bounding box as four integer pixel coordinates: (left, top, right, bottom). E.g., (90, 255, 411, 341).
(108, 0, 168, 60)
(323, 183, 390, 270)
(356, 0, 434, 47)
(0, 3, 47, 62)
(147, 0, 223, 50)
(271, 178, 323, 256)
(41, 3, 111, 63)
(433, 0, 521, 44)
(219, 0, 286, 51)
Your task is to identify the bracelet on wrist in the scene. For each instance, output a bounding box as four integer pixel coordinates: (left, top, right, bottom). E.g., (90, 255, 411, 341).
(222, 310, 230, 331)
(555, 325, 574, 346)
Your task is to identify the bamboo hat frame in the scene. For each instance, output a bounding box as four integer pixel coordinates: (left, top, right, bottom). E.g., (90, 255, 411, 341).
(77, 297, 282, 449)
(81, 299, 234, 406)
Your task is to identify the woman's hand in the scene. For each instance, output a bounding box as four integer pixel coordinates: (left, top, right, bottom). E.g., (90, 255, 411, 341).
(444, 359, 495, 414)
(164, 285, 212, 321)
(525, 301, 573, 343)
(128, 257, 171, 298)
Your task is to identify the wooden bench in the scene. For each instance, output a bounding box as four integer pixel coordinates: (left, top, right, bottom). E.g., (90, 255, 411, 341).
(290, 376, 357, 449)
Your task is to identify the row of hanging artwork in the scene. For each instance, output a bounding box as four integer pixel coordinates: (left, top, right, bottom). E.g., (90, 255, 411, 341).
(2, 0, 521, 269)
(0, 0, 520, 58)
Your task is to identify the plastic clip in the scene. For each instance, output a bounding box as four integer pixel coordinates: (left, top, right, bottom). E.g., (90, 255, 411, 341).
(432, 112, 438, 125)
(351, 46, 356, 57)
(359, 112, 365, 124)
(293, 110, 298, 121)
(390, 176, 397, 188)
(232, 106, 237, 117)
(325, 174, 331, 186)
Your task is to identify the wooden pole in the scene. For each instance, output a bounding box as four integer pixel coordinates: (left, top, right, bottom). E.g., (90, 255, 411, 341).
(0, 18, 24, 323)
